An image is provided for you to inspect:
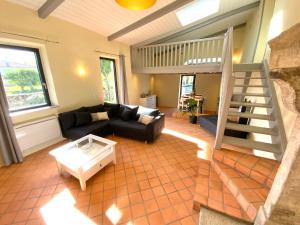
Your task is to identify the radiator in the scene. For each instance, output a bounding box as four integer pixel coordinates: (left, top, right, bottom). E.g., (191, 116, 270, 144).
(14, 116, 62, 153)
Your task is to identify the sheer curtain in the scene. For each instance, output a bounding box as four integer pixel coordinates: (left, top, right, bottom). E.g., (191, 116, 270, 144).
(0, 77, 23, 166)
(119, 55, 129, 104)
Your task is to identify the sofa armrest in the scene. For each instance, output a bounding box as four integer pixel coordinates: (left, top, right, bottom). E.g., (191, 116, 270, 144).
(146, 113, 165, 142)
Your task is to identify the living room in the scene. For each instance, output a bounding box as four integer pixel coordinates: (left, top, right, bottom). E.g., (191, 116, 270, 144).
(0, 0, 300, 225)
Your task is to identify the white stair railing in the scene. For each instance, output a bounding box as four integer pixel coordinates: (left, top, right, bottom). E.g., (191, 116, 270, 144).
(215, 27, 234, 149)
(131, 35, 225, 73)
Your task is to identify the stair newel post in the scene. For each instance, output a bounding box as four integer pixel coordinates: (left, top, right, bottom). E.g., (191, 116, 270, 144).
(215, 27, 234, 150)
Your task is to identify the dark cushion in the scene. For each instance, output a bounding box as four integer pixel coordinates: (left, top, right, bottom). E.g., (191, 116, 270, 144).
(86, 104, 104, 113)
(75, 112, 91, 127)
(65, 120, 112, 140)
(104, 102, 120, 118)
(59, 112, 76, 130)
(120, 106, 139, 120)
(131, 106, 139, 119)
(121, 107, 132, 121)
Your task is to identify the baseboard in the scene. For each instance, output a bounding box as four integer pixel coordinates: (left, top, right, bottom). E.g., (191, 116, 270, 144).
(22, 137, 66, 157)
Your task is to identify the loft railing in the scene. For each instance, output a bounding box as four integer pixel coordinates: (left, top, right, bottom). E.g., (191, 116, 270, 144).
(131, 35, 225, 74)
(214, 27, 234, 149)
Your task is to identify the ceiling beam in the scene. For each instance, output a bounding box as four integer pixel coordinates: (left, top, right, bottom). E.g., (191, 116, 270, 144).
(108, 0, 194, 41)
(135, 1, 260, 46)
(38, 0, 65, 19)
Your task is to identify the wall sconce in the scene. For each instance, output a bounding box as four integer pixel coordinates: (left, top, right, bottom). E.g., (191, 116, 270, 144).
(77, 67, 87, 78)
(233, 48, 242, 64)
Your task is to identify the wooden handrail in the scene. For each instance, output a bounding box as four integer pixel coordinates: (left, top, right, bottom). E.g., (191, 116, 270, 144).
(139, 36, 225, 48)
(214, 27, 234, 149)
(131, 33, 226, 71)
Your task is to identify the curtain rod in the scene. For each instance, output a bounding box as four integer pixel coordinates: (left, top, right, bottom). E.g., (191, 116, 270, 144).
(0, 31, 60, 44)
(95, 50, 125, 57)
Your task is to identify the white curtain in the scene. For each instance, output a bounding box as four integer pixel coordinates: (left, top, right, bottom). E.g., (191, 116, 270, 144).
(119, 55, 129, 104)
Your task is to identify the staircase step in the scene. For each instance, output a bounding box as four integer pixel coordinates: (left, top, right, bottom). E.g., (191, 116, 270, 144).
(225, 123, 278, 135)
(213, 149, 279, 188)
(227, 111, 274, 121)
(233, 63, 262, 72)
(199, 207, 250, 225)
(211, 160, 270, 222)
(234, 85, 267, 88)
(232, 92, 270, 97)
(230, 101, 272, 108)
(223, 136, 280, 153)
(193, 160, 252, 223)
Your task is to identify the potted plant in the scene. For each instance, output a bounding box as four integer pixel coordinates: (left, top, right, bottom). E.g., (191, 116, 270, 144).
(187, 98, 198, 124)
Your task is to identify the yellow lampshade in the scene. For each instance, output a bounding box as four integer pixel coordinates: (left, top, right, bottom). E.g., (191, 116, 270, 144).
(115, 0, 156, 10)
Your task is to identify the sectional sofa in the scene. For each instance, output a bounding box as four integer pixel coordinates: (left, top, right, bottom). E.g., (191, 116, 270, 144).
(58, 103, 165, 143)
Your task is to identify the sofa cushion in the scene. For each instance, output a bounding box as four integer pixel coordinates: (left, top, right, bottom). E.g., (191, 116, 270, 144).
(86, 104, 104, 113)
(91, 112, 109, 122)
(104, 102, 120, 118)
(75, 112, 91, 127)
(59, 112, 76, 130)
(121, 107, 132, 121)
(138, 114, 154, 125)
(110, 119, 147, 137)
(65, 120, 111, 140)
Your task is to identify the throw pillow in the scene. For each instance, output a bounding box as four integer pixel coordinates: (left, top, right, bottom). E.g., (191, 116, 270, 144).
(59, 112, 76, 130)
(104, 102, 120, 118)
(75, 112, 91, 126)
(121, 107, 132, 121)
(138, 114, 154, 125)
(131, 106, 139, 120)
(91, 112, 109, 122)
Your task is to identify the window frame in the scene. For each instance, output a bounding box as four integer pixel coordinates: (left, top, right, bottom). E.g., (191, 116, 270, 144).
(99, 57, 119, 104)
(179, 74, 196, 97)
(0, 44, 51, 112)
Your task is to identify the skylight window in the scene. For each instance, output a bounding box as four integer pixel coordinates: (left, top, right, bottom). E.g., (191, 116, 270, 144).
(176, 0, 220, 26)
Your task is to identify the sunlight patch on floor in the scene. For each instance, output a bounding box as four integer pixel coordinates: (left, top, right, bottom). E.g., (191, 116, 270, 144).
(40, 188, 96, 225)
(105, 204, 122, 224)
(163, 128, 211, 160)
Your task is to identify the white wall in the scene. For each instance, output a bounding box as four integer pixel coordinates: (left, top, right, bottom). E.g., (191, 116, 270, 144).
(152, 73, 221, 112)
(0, 1, 151, 166)
(0, 1, 150, 125)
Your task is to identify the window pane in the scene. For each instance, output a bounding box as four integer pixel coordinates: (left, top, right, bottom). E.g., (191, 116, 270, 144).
(180, 75, 195, 96)
(0, 46, 48, 111)
(100, 58, 118, 103)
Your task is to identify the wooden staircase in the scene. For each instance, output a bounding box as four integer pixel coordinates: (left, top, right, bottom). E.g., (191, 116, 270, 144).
(215, 62, 287, 160)
(215, 29, 287, 161)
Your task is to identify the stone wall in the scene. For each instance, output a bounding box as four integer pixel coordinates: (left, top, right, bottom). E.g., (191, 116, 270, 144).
(255, 21, 300, 225)
(268, 22, 300, 112)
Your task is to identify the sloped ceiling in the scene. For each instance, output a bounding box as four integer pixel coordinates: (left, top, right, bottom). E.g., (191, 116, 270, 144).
(6, 0, 259, 45)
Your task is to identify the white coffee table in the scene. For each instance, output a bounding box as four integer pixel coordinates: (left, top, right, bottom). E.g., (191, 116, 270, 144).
(49, 134, 117, 190)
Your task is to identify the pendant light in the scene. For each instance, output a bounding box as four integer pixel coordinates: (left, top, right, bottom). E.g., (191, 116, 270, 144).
(115, 0, 157, 10)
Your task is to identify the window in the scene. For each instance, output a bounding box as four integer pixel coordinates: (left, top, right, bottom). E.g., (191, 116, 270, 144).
(176, 0, 220, 26)
(100, 57, 118, 103)
(180, 75, 196, 97)
(0, 45, 51, 112)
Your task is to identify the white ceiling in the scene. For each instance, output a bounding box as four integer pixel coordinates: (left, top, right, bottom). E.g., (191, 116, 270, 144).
(7, 0, 259, 45)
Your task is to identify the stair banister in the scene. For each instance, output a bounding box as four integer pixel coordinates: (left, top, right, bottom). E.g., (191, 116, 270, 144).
(215, 27, 234, 149)
(262, 60, 287, 159)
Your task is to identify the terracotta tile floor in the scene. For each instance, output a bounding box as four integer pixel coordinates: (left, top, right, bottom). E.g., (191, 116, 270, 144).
(0, 117, 216, 225)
